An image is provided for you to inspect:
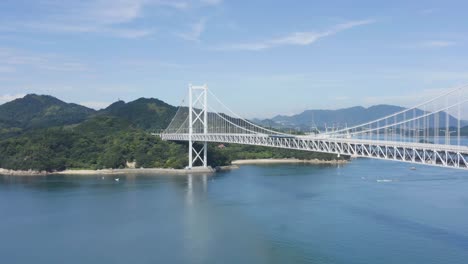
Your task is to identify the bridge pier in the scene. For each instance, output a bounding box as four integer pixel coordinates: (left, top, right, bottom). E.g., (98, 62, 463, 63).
(188, 84, 209, 169)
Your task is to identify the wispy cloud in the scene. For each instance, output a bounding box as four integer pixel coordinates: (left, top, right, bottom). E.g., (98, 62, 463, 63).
(0, 94, 26, 104)
(156, 0, 190, 9)
(422, 40, 457, 48)
(216, 19, 375, 51)
(0, 0, 161, 38)
(123, 59, 190, 69)
(400, 40, 458, 49)
(154, 0, 221, 9)
(107, 28, 154, 38)
(1, 0, 222, 39)
(86, 0, 146, 25)
(0, 47, 89, 74)
(176, 18, 207, 41)
(420, 9, 435, 15)
(200, 0, 223, 5)
(22, 22, 154, 39)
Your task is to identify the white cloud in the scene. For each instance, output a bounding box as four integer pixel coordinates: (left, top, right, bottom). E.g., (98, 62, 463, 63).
(0, 0, 161, 38)
(25, 23, 154, 39)
(0, 0, 221, 39)
(422, 40, 456, 48)
(223, 43, 270, 51)
(158, 0, 221, 9)
(176, 18, 207, 41)
(400, 40, 458, 50)
(40, 62, 89, 72)
(34, 0, 149, 27)
(90, 0, 146, 25)
(123, 59, 189, 69)
(80, 101, 111, 110)
(0, 47, 90, 73)
(200, 0, 223, 5)
(106, 28, 154, 38)
(157, 0, 190, 9)
(420, 9, 435, 15)
(0, 94, 25, 104)
(216, 19, 375, 51)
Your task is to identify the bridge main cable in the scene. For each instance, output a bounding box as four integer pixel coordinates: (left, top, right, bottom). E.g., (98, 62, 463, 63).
(326, 84, 468, 136)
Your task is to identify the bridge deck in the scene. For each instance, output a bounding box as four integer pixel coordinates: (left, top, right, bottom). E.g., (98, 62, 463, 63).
(160, 133, 468, 170)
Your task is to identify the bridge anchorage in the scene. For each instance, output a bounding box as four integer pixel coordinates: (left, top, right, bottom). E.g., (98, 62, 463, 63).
(161, 84, 468, 170)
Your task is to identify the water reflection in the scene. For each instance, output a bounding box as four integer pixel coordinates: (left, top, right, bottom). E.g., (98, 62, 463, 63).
(185, 173, 211, 205)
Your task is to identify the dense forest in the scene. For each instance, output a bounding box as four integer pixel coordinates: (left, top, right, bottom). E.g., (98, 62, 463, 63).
(0, 94, 343, 172)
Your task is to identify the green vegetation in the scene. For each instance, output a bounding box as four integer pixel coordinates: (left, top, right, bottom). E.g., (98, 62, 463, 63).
(0, 94, 347, 172)
(98, 98, 177, 131)
(0, 116, 187, 171)
(0, 94, 94, 137)
(0, 95, 186, 171)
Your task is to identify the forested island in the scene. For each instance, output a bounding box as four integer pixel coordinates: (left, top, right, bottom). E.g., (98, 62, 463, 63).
(0, 94, 345, 172)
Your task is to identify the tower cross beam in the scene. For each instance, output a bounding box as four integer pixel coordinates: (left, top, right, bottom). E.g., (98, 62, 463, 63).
(187, 84, 208, 169)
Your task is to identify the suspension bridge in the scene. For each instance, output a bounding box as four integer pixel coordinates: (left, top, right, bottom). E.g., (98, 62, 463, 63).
(160, 84, 468, 170)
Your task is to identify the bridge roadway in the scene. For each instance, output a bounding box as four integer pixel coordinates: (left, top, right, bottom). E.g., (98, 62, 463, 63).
(161, 133, 468, 170)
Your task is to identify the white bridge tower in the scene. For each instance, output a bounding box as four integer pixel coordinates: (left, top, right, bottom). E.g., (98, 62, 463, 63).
(188, 84, 208, 168)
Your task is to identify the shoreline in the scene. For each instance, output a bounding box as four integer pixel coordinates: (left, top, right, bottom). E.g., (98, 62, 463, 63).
(0, 167, 216, 176)
(231, 158, 348, 165)
(0, 158, 347, 176)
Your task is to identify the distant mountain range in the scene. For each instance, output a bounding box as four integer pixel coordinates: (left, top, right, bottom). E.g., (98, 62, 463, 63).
(1, 95, 467, 135)
(254, 104, 467, 131)
(0, 94, 177, 138)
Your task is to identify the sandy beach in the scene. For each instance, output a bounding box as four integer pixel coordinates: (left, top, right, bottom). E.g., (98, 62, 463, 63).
(0, 159, 346, 176)
(56, 167, 217, 175)
(0, 167, 216, 176)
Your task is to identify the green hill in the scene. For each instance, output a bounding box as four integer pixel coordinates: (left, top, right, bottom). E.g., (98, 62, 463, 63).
(98, 98, 177, 131)
(0, 94, 95, 138)
(0, 95, 186, 171)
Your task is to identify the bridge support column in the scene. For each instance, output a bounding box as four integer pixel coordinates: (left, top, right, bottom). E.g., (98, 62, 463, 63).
(188, 84, 209, 169)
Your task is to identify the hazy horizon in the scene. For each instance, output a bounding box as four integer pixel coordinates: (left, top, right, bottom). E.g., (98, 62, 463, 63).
(1, 93, 416, 120)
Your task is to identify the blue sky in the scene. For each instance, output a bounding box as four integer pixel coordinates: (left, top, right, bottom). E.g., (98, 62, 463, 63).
(1, 0, 468, 118)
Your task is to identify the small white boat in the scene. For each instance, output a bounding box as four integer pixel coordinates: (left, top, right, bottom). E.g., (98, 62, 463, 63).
(377, 179, 392, 183)
(410, 167, 416, 170)
(114, 178, 120, 182)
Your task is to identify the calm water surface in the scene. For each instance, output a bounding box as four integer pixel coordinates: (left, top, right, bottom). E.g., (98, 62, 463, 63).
(1, 159, 468, 264)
